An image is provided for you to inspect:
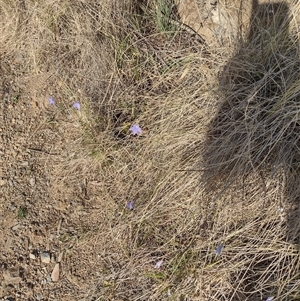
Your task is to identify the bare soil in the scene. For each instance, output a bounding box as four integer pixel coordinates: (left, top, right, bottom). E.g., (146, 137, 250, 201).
(0, 62, 96, 300)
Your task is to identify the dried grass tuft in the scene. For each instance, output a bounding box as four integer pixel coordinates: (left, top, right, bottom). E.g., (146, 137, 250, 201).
(2, 0, 300, 300)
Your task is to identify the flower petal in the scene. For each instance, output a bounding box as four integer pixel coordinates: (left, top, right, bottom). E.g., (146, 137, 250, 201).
(155, 260, 163, 269)
(48, 97, 55, 105)
(73, 102, 80, 110)
(127, 201, 134, 210)
(216, 244, 223, 255)
(129, 124, 142, 135)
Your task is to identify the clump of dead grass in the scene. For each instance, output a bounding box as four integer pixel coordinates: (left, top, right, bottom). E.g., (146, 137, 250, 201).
(204, 2, 300, 186)
(2, 0, 300, 300)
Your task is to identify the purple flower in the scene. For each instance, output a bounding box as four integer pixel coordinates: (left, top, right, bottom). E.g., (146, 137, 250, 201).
(216, 244, 223, 255)
(266, 297, 274, 301)
(73, 102, 80, 110)
(155, 260, 163, 269)
(129, 124, 142, 136)
(127, 201, 134, 210)
(48, 97, 55, 105)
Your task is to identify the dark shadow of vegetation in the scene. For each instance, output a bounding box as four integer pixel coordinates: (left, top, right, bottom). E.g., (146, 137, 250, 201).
(202, 0, 300, 299)
(204, 1, 299, 182)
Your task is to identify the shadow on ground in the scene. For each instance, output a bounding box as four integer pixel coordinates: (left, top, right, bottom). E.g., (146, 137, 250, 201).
(201, 0, 300, 298)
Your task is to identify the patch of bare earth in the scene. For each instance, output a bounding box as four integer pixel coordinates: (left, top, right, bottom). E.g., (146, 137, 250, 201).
(0, 66, 94, 299)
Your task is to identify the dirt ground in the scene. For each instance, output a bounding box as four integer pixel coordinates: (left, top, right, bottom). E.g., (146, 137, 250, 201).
(0, 64, 95, 300)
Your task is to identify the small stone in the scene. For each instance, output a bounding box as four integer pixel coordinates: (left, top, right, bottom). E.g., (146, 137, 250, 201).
(40, 252, 51, 263)
(30, 178, 35, 186)
(46, 275, 52, 283)
(12, 223, 20, 231)
(0, 179, 5, 186)
(9, 204, 17, 211)
(57, 251, 64, 263)
(29, 253, 36, 260)
(51, 263, 60, 282)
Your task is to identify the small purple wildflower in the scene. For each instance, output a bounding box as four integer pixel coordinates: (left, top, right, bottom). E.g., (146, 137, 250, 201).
(127, 201, 134, 210)
(48, 96, 55, 105)
(155, 260, 163, 269)
(266, 297, 274, 301)
(129, 124, 142, 136)
(216, 244, 223, 255)
(73, 102, 80, 110)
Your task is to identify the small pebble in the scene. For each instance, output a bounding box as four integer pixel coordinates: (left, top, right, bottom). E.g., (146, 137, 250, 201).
(9, 204, 17, 211)
(30, 178, 35, 186)
(12, 223, 20, 231)
(51, 254, 56, 263)
(51, 263, 60, 282)
(46, 275, 52, 283)
(29, 253, 36, 260)
(57, 251, 64, 262)
(41, 252, 51, 263)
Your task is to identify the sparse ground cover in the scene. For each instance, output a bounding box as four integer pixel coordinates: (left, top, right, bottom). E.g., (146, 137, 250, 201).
(1, 0, 300, 300)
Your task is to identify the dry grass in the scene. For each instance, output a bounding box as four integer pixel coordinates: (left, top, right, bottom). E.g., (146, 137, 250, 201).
(2, 0, 300, 300)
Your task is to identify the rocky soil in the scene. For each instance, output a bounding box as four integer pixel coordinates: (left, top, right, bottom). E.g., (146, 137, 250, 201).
(0, 62, 104, 300)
